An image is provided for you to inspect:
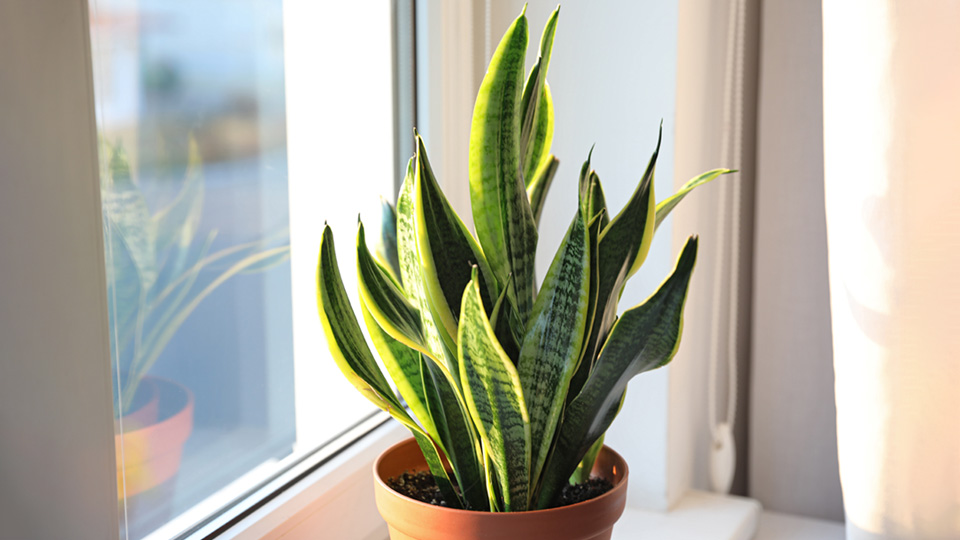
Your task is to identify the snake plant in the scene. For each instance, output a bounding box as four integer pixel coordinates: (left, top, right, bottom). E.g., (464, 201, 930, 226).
(101, 140, 290, 416)
(317, 6, 732, 511)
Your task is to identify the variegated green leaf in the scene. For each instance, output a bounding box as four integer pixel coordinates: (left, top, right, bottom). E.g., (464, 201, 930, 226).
(483, 442, 503, 511)
(520, 8, 558, 186)
(102, 145, 158, 291)
(410, 431, 461, 508)
(536, 237, 698, 508)
(601, 127, 660, 280)
(317, 224, 462, 507)
(360, 302, 436, 439)
(458, 268, 531, 511)
(489, 275, 523, 364)
(522, 83, 555, 188)
(578, 128, 661, 378)
(518, 206, 590, 489)
(419, 351, 490, 511)
(397, 157, 450, 369)
(584, 171, 610, 231)
(397, 150, 490, 510)
(567, 167, 611, 397)
(134, 244, 290, 406)
(578, 145, 595, 191)
(522, 20, 557, 181)
(376, 197, 402, 282)
(319, 225, 401, 408)
(468, 9, 538, 325)
(153, 137, 204, 278)
(566, 210, 605, 405)
(527, 155, 559, 226)
(655, 168, 736, 231)
(356, 220, 425, 353)
(415, 134, 498, 355)
(570, 434, 605, 485)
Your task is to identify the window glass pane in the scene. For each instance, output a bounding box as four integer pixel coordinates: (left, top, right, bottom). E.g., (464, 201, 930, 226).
(90, 1, 400, 538)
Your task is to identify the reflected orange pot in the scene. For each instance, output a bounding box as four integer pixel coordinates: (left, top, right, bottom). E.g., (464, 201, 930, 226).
(374, 438, 629, 540)
(114, 376, 194, 498)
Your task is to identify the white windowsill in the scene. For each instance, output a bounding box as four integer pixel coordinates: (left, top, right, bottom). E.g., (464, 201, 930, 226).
(612, 493, 846, 540)
(755, 510, 845, 540)
(613, 491, 760, 540)
(213, 415, 405, 540)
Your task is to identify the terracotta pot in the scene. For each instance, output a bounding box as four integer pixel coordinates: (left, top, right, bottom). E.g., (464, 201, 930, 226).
(374, 438, 629, 540)
(114, 376, 194, 498)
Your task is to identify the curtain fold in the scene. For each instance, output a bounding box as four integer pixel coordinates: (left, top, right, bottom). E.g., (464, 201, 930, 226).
(822, 2, 960, 538)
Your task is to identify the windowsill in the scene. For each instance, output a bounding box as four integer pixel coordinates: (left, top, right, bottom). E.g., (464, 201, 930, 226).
(218, 416, 405, 540)
(613, 491, 760, 540)
(755, 510, 845, 540)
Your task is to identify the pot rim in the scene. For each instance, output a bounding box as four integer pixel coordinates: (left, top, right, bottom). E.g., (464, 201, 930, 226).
(115, 375, 194, 439)
(373, 437, 629, 516)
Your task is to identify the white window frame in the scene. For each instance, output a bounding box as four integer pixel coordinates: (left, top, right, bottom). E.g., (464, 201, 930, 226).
(0, 1, 120, 539)
(0, 1, 414, 538)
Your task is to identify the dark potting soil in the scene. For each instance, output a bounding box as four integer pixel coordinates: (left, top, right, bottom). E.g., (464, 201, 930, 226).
(386, 471, 613, 509)
(552, 476, 614, 507)
(387, 471, 449, 506)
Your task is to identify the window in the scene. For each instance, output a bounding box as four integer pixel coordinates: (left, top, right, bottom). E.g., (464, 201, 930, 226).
(90, 1, 413, 538)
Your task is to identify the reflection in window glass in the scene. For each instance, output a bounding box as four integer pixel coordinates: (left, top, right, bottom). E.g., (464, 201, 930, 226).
(90, 1, 397, 538)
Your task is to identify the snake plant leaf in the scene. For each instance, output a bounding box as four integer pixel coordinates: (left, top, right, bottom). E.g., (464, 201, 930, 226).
(458, 267, 531, 511)
(361, 302, 437, 438)
(489, 274, 522, 363)
(566, 210, 605, 405)
(567, 168, 612, 393)
(318, 224, 462, 507)
(520, 8, 558, 186)
(655, 168, 736, 231)
(585, 171, 610, 231)
(357, 220, 426, 353)
(136, 243, 290, 403)
(577, 145, 595, 198)
(376, 197, 402, 283)
(102, 145, 158, 291)
(523, 84, 555, 189)
(570, 391, 624, 484)
(397, 143, 495, 510)
(153, 137, 204, 278)
(468, 9, 539, 325)
(536, 236, 699, 508)
(578, 128, 661, 376)
(106, 231, 143, 410)
(319, 224, 393, 395)
(483, 444, 503, 512)
(527, 155, 559, 226)
(602, 126, 660, 280)
(570, 434, 605, 485)
(415, 134, 498, 355)
(420, 351, 490, 511)
(410, 430, 462, 509)
(362, 215, 484, 501)
(518, 206, 590, 486)
(397, 157, 450, 368)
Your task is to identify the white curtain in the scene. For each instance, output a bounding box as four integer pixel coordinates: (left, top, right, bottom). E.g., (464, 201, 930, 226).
(822, 2, 960, 539)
